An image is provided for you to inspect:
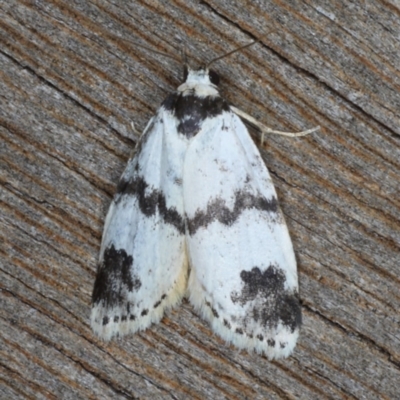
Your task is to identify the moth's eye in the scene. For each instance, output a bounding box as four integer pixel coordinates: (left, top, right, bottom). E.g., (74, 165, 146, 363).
(209, 69, 220, 86)
(183, 65, 189, 82)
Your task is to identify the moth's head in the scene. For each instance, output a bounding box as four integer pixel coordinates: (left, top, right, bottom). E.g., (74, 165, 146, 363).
(182, 66, 220, 86)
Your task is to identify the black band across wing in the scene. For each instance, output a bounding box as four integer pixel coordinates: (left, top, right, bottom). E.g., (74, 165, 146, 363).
(116, 176, 185, 234)
(187, 190, 279, 235)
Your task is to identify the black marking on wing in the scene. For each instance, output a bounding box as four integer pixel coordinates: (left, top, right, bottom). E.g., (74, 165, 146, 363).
(116, 176, 185, 234)
(231, 265, 301, 333)
(223, 319, 231, 328)
(92, 245, 141, 308)
(162, 93, 230, 138)
(205, 300, 220, 318)
(187, 191, 278, 235)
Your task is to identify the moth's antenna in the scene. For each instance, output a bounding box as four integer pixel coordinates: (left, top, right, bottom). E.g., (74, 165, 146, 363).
(207, 40, 259, 68)
(125, 39, 181, 63)
(181, 46, 189, 81)
(181, 46, 188, 66)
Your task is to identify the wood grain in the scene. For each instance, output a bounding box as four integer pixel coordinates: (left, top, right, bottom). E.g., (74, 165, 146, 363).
(1, 1, 399, 399)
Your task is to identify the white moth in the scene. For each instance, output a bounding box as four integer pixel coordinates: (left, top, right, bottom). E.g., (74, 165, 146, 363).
(91, 43, 318, 359)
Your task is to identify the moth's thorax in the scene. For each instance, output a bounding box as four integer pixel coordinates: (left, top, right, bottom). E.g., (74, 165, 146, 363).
(177, 68, 219, 98)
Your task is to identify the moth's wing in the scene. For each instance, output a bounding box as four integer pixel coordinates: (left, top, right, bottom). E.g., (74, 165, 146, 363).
(183, 111, 301, 359)
(91, 108, 189, 340)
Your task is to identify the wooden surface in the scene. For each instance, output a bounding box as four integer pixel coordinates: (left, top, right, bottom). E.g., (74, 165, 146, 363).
(1, 1, 399, 399)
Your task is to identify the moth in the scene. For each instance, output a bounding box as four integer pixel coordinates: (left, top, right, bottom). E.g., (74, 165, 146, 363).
(91, 40, 318, 359)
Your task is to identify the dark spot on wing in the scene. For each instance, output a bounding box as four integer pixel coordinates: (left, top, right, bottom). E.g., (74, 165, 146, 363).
(223, 319, 231, 328)
(187, 190, 278, 235)
(267, 339, 275, 347)
(153, 294, 167, 309)
(204, 301, 220, 318)
(92, 245, 141, 309)
(212, 308, 219, 318)
(231, 265, 301, 333)
(141, 309, 149, 316)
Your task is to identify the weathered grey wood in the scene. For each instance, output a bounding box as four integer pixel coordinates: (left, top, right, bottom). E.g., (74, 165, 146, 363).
(1, 1, 399, 399)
